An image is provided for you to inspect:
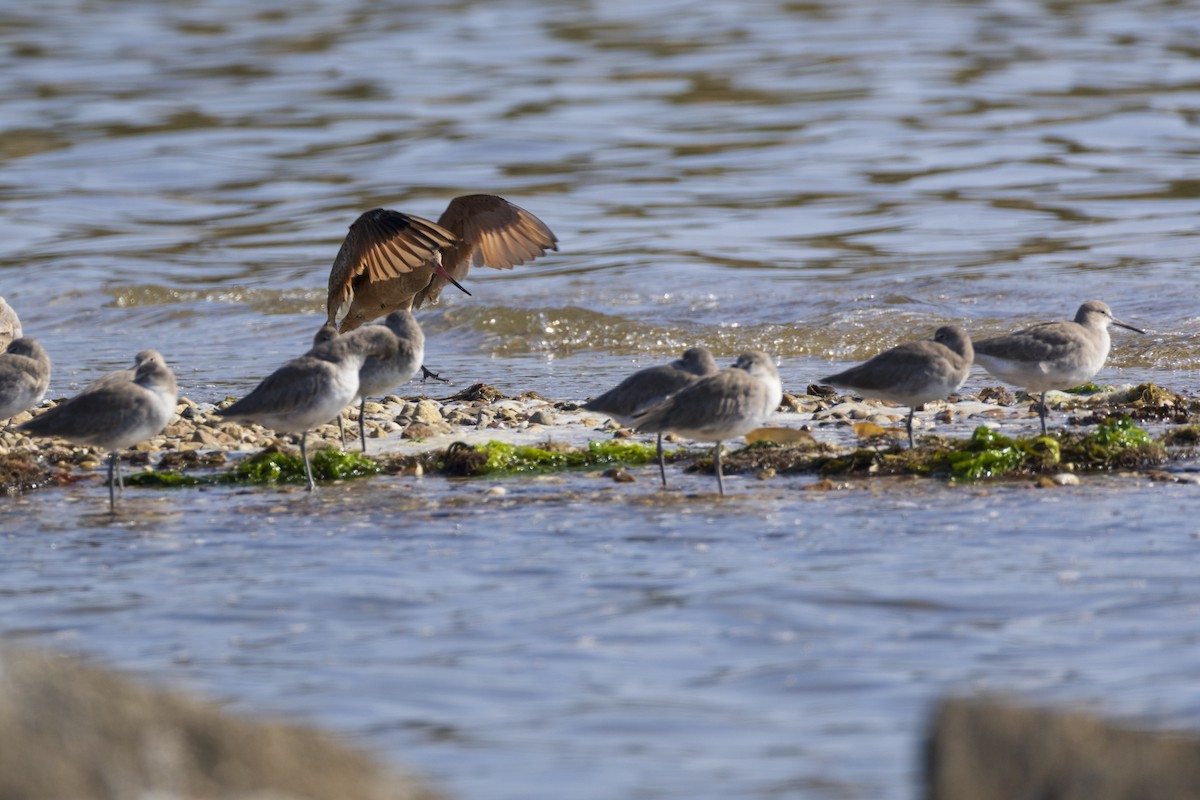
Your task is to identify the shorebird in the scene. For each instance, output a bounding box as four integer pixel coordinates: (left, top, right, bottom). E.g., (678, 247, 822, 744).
(972, 300, 1145, 434)
(634, 351, 782, 496)
(0, 297, 21, 350)
(584, 347, 718, 487)
(821, 325, 974, 448)
(353, 309, 425, 452)
(19, 350, 177, 512)
(325, 194, 558, 334)
(0, 338, 51, 423)
(219, 325, 398, 492)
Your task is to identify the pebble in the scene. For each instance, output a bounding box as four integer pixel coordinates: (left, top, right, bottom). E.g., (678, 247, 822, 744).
(414, 400, 443, 425)
(527, 409, 556, 425)
(402, 422, 438, 440)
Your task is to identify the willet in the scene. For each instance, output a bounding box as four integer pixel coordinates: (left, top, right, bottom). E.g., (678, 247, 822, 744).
(219, 325, 399, 492)
(326, 195, 558, 334)
(0, 338, 51, 423)
(634, 351, 782, 496)
(972, 300, 1145, 434)
(311, 324, 354, 448)
(821, 325, 974, 447)
(311, 323, 338, 347)
(583, 347, 718, 486)
(0, 297, 21, 350)
(19, 350, 177, 512)
(353, 309, 425, 452)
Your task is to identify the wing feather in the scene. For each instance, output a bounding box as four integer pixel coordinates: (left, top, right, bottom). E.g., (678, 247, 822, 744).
(635, 371, 764, 436)
(437, 194, 558, 273)
(220, 359, 337, 421)
(325, 209, 457, 324)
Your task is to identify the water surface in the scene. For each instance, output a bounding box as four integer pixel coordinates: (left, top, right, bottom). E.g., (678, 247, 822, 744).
(2, 1, 1200, 798)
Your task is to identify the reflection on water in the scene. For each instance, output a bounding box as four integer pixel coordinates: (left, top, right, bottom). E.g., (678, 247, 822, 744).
(3, 1, 1200, 798)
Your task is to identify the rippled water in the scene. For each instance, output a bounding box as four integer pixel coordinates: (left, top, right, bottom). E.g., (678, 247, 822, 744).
(3, 1, 1200, 798)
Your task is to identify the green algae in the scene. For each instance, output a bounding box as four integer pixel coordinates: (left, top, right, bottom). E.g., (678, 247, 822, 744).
(124, 470, 205, 488)
(1063, 382, 1111, 395)
(126, 440, 660, 487)
(226, 446, 380, 484)
(817, 417, 1163, 482)
(127, 447, 382, 488)
(470, 439, 657, 476)
(945, 427, 1024, 480)
(1081, 415, 1151, 449)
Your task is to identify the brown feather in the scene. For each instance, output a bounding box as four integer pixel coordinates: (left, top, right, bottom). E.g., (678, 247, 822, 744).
(413, 194, 557, 309)
(328, 195, 557, 323)
(325, 209, 456, 325)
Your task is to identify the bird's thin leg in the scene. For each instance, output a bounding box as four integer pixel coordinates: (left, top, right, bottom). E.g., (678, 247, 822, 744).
(657, 432, 668, 488)
(1039, 391, 1048, 435)
(359, 395, 368, 453)
(906, 408, 915, 448)
(337, 414, 347, 450)
(301, 430, 315, 492)
(107, 451, 117, 513)
(714, 442, 725, 496)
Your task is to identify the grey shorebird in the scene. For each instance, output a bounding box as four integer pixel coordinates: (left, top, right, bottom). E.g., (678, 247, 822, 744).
(0, 338, 51, 423)
(820, 325, 974, 448)
(0, 297, 21, 350)
(353, 309, 425, 452)
(220, 326, 398, 492)
(584, 347, 718, 487)
(634, 351, 782, 496)
(972, 300, 1144, 434)
(326, 194, 558, 333)
(19, 350, 177, 512)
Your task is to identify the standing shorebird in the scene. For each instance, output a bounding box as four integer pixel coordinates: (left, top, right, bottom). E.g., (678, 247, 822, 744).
(326, 194, 558, 333)
(584, 347, 718, 487)
(0, 338, 51, 423)
(353, 309, 425, 452)
(972, 300, 1144, 434)
(634, 351, 782, 496)
(0, 297, 21, 351)
(19, 350, 177, 512)
(219, 326, 399, 492)
(821, 325, 974, 448)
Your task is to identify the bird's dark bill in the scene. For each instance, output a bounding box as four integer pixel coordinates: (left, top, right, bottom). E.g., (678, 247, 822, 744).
(435, 263, 472, 296)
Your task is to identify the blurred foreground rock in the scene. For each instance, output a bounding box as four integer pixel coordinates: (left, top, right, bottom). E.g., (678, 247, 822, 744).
(926, 696, 1200, 800)
(0, 648, 443, 800)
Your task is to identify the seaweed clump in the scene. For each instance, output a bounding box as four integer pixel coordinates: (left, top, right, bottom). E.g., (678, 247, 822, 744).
(0, 452, 54, 494)
(696, 437, 836, 476)
(819, 416, 1165, 482)
(381, 439, 661, 477)
(1073, 382, 1195, 425)
(127, 446, 381, 487)
(129, 440, 663, 486)
(456, 439, 658, 476)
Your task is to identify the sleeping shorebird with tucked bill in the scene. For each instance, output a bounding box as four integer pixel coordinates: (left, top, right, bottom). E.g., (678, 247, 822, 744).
(634, 351, 782, 496)
(352, 309, 425, 452)
(220, 326, 398, 492)
(20, 350, 177, 512)
(0, 337, 51, 423)
(584, 347, 718, 487)
(820, 325, 974, 448)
